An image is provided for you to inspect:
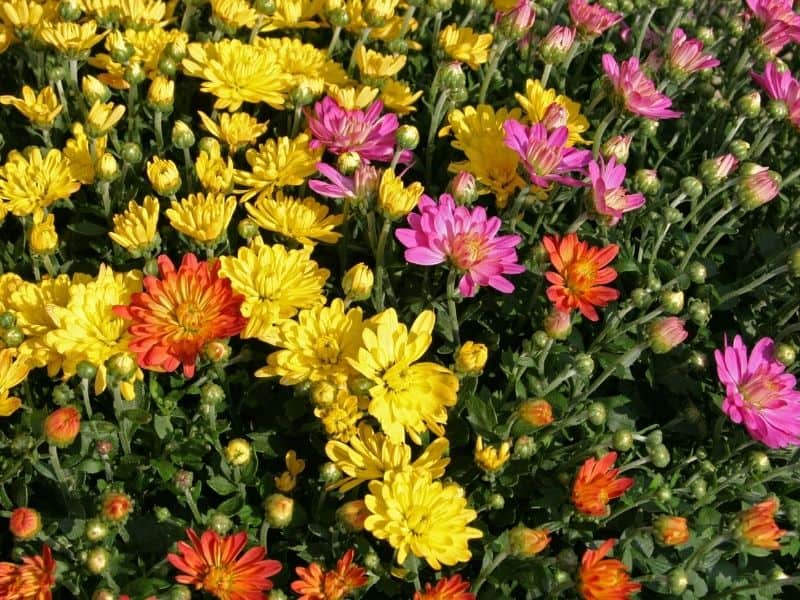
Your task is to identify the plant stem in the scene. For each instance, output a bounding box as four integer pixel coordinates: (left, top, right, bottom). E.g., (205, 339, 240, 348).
(633, 8, 657, 59)
(112, 386, 132, 456)
(327, 26, 342, 55)
(347, 28, 371, 75)
(679, 203, 737, 271)
(154, 110, 164, 150)
(446, 269, 461, 346)
(184, 487, 203, 524)
(706, 577, 800, 600)
(717, 265, 789, 304)
(260, 521, 270, 552)
(592, 110, 617, 158)
(539, 367, 576, 397)
(582, 343, 648, 399)
(684, 534, 728, 571)
(49, 444, 68, 486)
(424, 88, 450, 183)
(80, 378, 93, 418)
(478, 40, 510, 104)
(471, 551, 509, 596)
(373, 218, 393, 311)
(540, 63, 552, 87)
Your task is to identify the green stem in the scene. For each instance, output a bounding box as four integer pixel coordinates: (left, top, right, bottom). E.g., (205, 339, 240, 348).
(49, 445, 68, 487)
(446, 269, 461, 346)
(183, 147, 193, 190)
(540, 63, 552, 87)
(472, 551, 509, 596)
(327, 26, 342, 55)
(398, 5, 416, 39)
(260, 521, 270, 552)
(249, 15, 264, 44)
(154, 110, 164, 150)
(81, 378, 93, 418)
(180, 2, 195, 31)
(112, 386, 132, 456)
(373, 219, 392, 311)
(706, 577, 800, 600)
(478, 40, 510, 104)
(717, 265, 789, 304)
(424, 88, 450, 184)
(592, 110, 617, 158)
(539, 367, 576, 397)
(780, 165, 800, 190)
(685, 534, 728, 571)
(582, 343, 648, 399)
(184, 487, 203, 524)
(347, 28, 371, 75)
(679, 204, 737, 271)
(633, 8, 657, 59)
(647, 223, 671, 277)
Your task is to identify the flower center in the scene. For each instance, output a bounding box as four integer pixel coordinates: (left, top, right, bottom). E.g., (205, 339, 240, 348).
(315, 335, 341, 363)
(739, 373, 783, 410)
(564, 259, 598, 294)
(604, 186, 628, 211)
(451, 233, 486, 269)
(175, 301, 204, 333)
(526, 143, 561, 177)
(204, 565, 234, 594)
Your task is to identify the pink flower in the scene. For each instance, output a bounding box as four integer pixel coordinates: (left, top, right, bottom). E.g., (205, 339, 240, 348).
(541, 25, 576, 63)
(751, 62, 800, 128)
(305, 97, 412, 164)
(587, 156, 645, 226)
(602, 54, 683, 120)
(496, 0, 536, 39)
(737, 164, 781, 210)
(648, 317, 689, 354)
(715, 335, 800, 448)
(395, 194, 525, 297)
(309, 162, 380, 203)
(569, 0, 622, 38)
(746, 0, 800, 54)
(667, 28, 720, 77)
(503, 120, 592, 188)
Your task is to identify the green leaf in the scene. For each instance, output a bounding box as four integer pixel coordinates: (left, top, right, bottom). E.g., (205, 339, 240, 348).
(154, 415, 173, 439)
(688, 570, 708, 598)
(247, 431, 278, 457)
(67, 221, 108, 236)
(207, 475, 238, 496)
(464, 389, 498, 435)
(121, 408, 152, 425)
(79, 459, 105, 474)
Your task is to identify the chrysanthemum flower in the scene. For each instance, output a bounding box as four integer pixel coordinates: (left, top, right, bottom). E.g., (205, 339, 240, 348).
(167, 529, 282, 599)
(0, 85, 61, 128)
(244, 191, 343, 247)
(113, 254, 245, 378)
(166, 193, 236, 245)
(746, 0, 800, 55)
(37, 20, 106, 58)
(257, 36, 349, 96)
(147, 157, 182, 196)
(514, 79, 589, 146)
(0, 545, 56, 600)
(572, 452, 634, 516)
(736, 497, 787, 550)
(543, 233, 620, 321)
(309, 162, 380, 205)
(64, 123, 107, 185)
(396, 194, 525, 297)
(81, 0, 168, 29)
(474, 436, 512, 473)
(653, 515, 690, 546)
(327, 84, 380, 110)
(751, 62, 800, 129)
(380, 79, 424, 115)
(0, 349, 33, 417)
(291, 548, 368, 600)
(261, 0, 324, 31)
(438, 24, 493, 70)
(2, 0, 51, 37)
(714, 335, 800, 448)
(0, 148, 80, 217)
(109, 196, 160, 256)
(365, 470, 482, 570)
(355, 45, 407, 78)
(210, 0, 259, 30)
(586, 156, 645, 226)
(602, 54, 683, 120)
(377, 168, 425, 220)
(568, 0, 622, 38)
(737, 164, 781, 210)
(414, 575, 475, 600)
(314, 388, 364, 441)
(577, 539, 641, 600)
(198, 111, 269, 153)
(85, 100, 126, 137)
(666, 28, 719, 79)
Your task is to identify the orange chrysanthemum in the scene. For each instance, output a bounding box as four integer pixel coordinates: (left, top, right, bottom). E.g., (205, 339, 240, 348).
(0, 544, 56, 600)
(114, 254, 246, 378)
(578, 539, 641, 600)
(290, 549, 368, 600)
(167, 529, 282, 600)
(414, 575, 476, 600)
(543, 233, 620, 321)
(737, 497, 787, 550)
(572, 451, 634, 517)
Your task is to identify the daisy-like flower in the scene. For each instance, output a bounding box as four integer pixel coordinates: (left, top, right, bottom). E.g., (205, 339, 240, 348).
(110, 196, 160, 256)
(196, 144, 235, 194)
(244, 191, 343, 247)
(210, 0, 259, 30)
(0, 85, 61, 128)
(306, 96, 411, 164)
(751, 62, 800, 129)
(602, 54, 683, 120)
(167, 529, 281, 599)
(198, 111, 269, 153)
(355, 46, 406, 79)
(0, 545, 56, 600)
(438, 24, 493, 70)
(325, 423, 450, 492)
(348, 309, 460, 443)
(568, 0, 622, 38)
(514, 79, 589, 146)
(262, 0, 324, 31)
(586, 156, 645, 226)
(0, 148, 80, 217)
(291, 549, 368, 600)
(147, 157, 182, 196)
(327, 84, 380, 110)
(714, 335, 800, 448)
(0, 349, 33, 417)
(37, 20, 106, 58)
(365, 470, 482, 570)
(64, 123, 107, 185)
(736, 497, 787, 550)
(572, 452, 634, 516)
(666, 28, 719, 79)
(81, 0, 168, 29)
(543, 233, 620, 321)
(166, 193, 237, 245)
(503, 120, 592, 188)
(314, 388, 364, 441)
(396, 194, 525, 297)
(474, 436, 512, 473)
(577, 539, 641, 600)
(414, 575, 475, 600)
(257, 36, 349, 98)
(746, 0, 800, 55)
(380, 79, 424, 115)
(377, 168, 425, 220)
(113, 254, 246, 378)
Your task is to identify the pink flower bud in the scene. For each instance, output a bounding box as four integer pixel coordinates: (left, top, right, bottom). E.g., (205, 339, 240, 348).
(648, 317, 689, 354)
(544, 309, 572, 340)
(542, 103, 569, 130)
(448, 171, 478, 204)
(737, 164, 781, 210)
(601, 135, 632, 165)
(541, 25, 576, 63)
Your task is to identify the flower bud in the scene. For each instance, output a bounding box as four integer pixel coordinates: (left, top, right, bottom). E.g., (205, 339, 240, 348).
(395, 125, 419, 150)
(337, 151, 361, 175)
(532, 330, 549, 349)
(634, 168, 660, 195)
(736, 91, 761, 118)
(668, 568, 689, 595)
(264, 493, 294, 528)
(650, 443, 671, 468)
(171, 121, 195, 149)
(125, 63, 146, 85)
(337, 499, 368, 532)
(496, 0, 536, 41)
(767, 99, 788, 120)
(9, 507, 42, 540)
(92, 590, 115, 600)
(204, 340, 231, 363)
(96, 152, 119, 182)
(342, 263, 374, 301)
(613, 429, 634, 451)
(86, 101, 125, 138)
(687, 261, 707, 284)
(208, 513, 233, 535)
(121, 142, 143, 164)
(82, 75, 110, 105)
(95, 439, 115, 458)
(353, 165, 380, 204)
(225, 438, 252, 466)
(639, 119, 659, 137)
(147, 76, 175, 112)
(320, 461, 342, 484)
(85, 518, 108, 542)
(518, 398, 554, 427)
(513, 435, 535, 459)
(158, 55, 177, 77)
(29, 211, 58, 255)
(448, 171, 478, 205)
(106, 352, 137, 381)
(86, 547, 110, 574)
(574, 353, 594, 376)
(509, 524, 551, 557)
(748, 451, 771, 473)
(173, 469, 194, 492)
(3, 326, 23, 347)
(439, 62, 466, 91)
(488, 493, 505, 510)
(454, 341, 488, 376)
(729, 139, 750, 160)
(774, 343, 795, 367)
(540, 25, 576, 64)
(687, 298, 710, 326)
(601, 135, 632, 165)
(699, 154, 738, 188)
(737, 165, 781, 210)
(147, 157, 181, 196)
(237, 218, 260, 240)
(101, 491, 133, 522)
(543, 309, 572, 340)
(58, 0, 81, 21)
(659, 290, 684, 314)
(44, 406, 81, 447)
(690, 478, 707, 499)
(0, 311, 15, 329)
(680, 176, 703, 199)
(587, 402, 606, 426)
(648, 317, 688, 354)
(653, 515, 689, 546)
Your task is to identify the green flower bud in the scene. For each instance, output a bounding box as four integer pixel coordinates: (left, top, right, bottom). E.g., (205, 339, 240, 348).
(173, 469, 194, 492)
(120, 142, 143, 164)
(660, 290, 685, 314)
(268, 591, 289, 600)
(688, 351, 708, 371)
(3, 327, 24, 347)
(395, 125, 419, 150)
(695, 26, 715, 46)
(320, 461, 343, 483)
(237, 218, 260, 240)
(488, 493, 505, 510)
(630, 287, 651, 308)
(789, 248, 800, 277)
(687, 261, 707, 284)
(0, 311, 16, 329)
(634, 169, 660, 195)
(663, 206, 683, 224)
(58, 0, 81, 21)
(154, 506, 171, 521)
(532, 330, 550, 349)
(736, 92, 761, 118)
(85, 547, 110, 574)
(254, 0, 276, 14)
(767, 99, 788, 120)
(613, 429, 634, 452)
(201, 383, 225, 405)
(649, 444, 671, 468)
(646, 430, 663, 449)
(574, 353, 594, 377)
(171, 121, 195, 149)
(52, 383, 73, 406)
(208, 512, 233, 535)
(264, 493, 294, 528)
(775, 343, 796, 367)
(337, 151, 361, 175)
(439, 62, 466, 90)
(170, 586, 193, 600)
(124, 63, 146, 85)
(363, 552, 381, 571)
(76, 360, 98, 380)
(85, 519, 108, 542)
(690, 478, 707, 499)
(668, 568, 689, 595)
(688, 298, 710, 326)
(729, 139, 750, 160)
(513, 435, 536, 459)
(587, 402, 607, 426)
(639, 119, 659, 138)
(680, 176, 703, 199)
(655, 487, 672, 503)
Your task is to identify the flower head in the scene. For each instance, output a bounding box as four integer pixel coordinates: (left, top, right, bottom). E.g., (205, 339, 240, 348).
(509, 525, 551, 557)
(355, 46, 406, 78)
(86, 100, 126, 137)
(0, 148, 80, 217)
(746, 0, 800, 55)
(569, 0, 622, 38)
(751, 62, 800, 129)
(44, 406, 81, 447)
(198, 110, 269, 153)
(380, 79, 424, 115)
(572, 452, 634, 516)
(543, 233, 620, 321)
(414, 575, 476, 600)
(28, 210, 57, 255)
(166, 193, 236, 244)
(290, 549, 368, 600)
(495, 0, 536, 40)
(0, 85, 61, 128)
(518, 398, 554, 426)
(244, 191, 343, 247)
(454, 341, 488, 376)
(602, 54, 682, 120)
(715, 335, 800, 448)
(578, 539, 641, 600)
(541, 25, 576, 64)
(147, 157, 182, 196)
(653, 516, 690, 546)
(514, 79, 589, 146)
(377, 168, 425, 220)
(439, 24, 493, 70)
(9, 507, 41, 540)
(736, 497, 787, 550)
(0, 349, 32, 416)
(587, 156, 645, 226)
(474, 436, 512, 473)
(0, 545, 56, 600)
(38, 20, 106, 58)
(101, 491, 133, 522)
(666, 28, 719, 79)
(737, 164, 781, 210)
(110, 196, 160, 256)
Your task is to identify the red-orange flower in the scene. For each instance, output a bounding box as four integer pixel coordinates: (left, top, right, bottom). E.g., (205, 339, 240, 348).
(167, 529, 281, 600)
(414, 575, 476, 600)
(114, 254, 246, 378)
(572, 451, 634, 517)
(291, 549, 368, 600)
(653, 516, 690, 546)
(9, 507, 42, 540)
(0, 545, 56, 600)
(101, 491, 133, 522)
(43, 406, 81, 447)
(578, 539, 640, 600)
(737, 497, 787, 550)
(543, 233, 620, 321)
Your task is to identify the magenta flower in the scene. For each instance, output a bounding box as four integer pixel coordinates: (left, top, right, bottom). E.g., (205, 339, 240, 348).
(746, 0, 800, 54)
(737, 164, 781, 210)
(568, 0, 622, 38)
(715, 335, 800, 448)
(602, 54, 683, 120)
(395, 194, 525, 297)
(305, 97, 412, 164)
(587, 156, 645, 226)
(666, 28, 720, 78)
(751, 62, 800, 128)
(309, 162, 379, 202)
(503, 120, 592, 188)
(496, 0, 536, 39)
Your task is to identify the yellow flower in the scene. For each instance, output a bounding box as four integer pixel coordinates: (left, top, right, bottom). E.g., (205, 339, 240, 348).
(195, 145, 234, 194)
(364, 470, 482, 569)
(261, 0, 324, 31)
(80, 0, 168, 29)
(0, 85, 62, 127)
(182, 39, 291, 111)
(255, 298, 363, 386)
(474, 436, 512, 473)
(438, 24, 493, 70)
(0, 148, 80, 217)
(363, 0, 399, 24)
(218, 242, 329, 342)
(515, 79, 590, 146)
(2, 0, 52, 37)
(109, 196, 160, 256)
(29, 210, 57, 255)
(146, 156, 181, 196)
(63, 123, 107, 185)
(165, 193, 236, 244)
(146, 75, 174, 110)
(275, 450, 306, 492)
(379, 79, 423, 115)
(82, 75, 110, 104)
(378, 169, 424, 220)
(325, 422, 450, 492)
(327, 84, 379, 110)
(38, 20, 107, 58)
(256, 36, 348, 98)
(85, 100, 126, 137)
(244, 191, 343, 247)
(348, 309, 459, 444)
(210, 0, 259, 30)
(315, 388, 363, 441)
(234, 133, 322, 202)
(0, 349, 33, 417)
(197, 110, 269, 153)
(454, 341, 488, 376)
(342, 263, 374, 301)
(355, 46, 406, 78)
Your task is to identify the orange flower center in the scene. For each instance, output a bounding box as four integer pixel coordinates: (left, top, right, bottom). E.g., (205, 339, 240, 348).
(451, 233, 486, 269)
(204, 565, 235, 595)
(564, 258, 598, 294)
(175, 301, 204, 333)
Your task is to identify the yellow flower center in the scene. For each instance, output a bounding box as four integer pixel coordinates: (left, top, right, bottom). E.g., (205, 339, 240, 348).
(175, 301, 204, 333)
(452, 233, 485, 269)
(204, 565, 234, 594)
(315, 335, 341, 363)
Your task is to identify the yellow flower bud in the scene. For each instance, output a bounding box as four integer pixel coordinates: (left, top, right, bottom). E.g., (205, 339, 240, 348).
(474, 436, 511, 473)
(147, 75, 174, 112)
(29, 210, 58, 255)
(509, 525, 551, 557)
(147, 157, 181, 196)
(342, 263, 374, 301)
(264, 493, 294, 528)
(454, 341, 488, 375)
(82, 75, 110, 105)
(225, 438, 252, 466)
(85, 101, 125, 137)
(96, 152, 119, 181)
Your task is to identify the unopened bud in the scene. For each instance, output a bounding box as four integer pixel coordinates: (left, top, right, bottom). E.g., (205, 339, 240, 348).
(587, 402, 606, 426)
(613, 429, 634, 451)
(454, 341, 488, 376)
(660, 290, 684, 314)
(634, 169, 660, 195)
(540, 25, 576, 64)
(509, 524, 551, 557)
(337, 151, 361, 175)
(225, 438, 252, 466)
(448, 171, 478, 204)
(729, 139, 750, 160)
(208, 512, 233, 535)
(737, 92, 761, 118)
(648, 317, 689, 354)
(680, 176, 703, 199)
(201, 383, 225, 405)
(518, 398, 554, 427)
(395, 125, 419, 150)
(543, 309, 571, 340)
(96, 153, 119, 182)
(601, 135, 632, 164)
(337, 499, 368, 532)
(173, 469, 194, 491)
(44, 406, 81, 447)
(264, 493, 294, 528)
(85, 518, 108, 542)
(171, 121, 195, 149)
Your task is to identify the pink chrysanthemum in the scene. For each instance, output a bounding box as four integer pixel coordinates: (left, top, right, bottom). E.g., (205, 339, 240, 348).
(568, 0, 623, 38)
(751, 62, 800, 129)
(602, 54, 683, 120)
(667, 28, 720, 77)
(503, 120, 592, 188)
(308, 162, 381, 203)
(746, 0, 800, 54)
(714, 335, 800, 448)
(305, 97, 412, 164)
(587, 156, 645, 226)
(396, 194, 525, 297)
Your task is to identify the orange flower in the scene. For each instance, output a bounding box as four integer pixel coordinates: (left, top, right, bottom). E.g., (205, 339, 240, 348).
(43, 406, 81, 447)
(101, 491, 133, 522)
(167, 529, 282, 599)
(291, 549, 368, 600)
(9, 507, 42, 540)
(572, 452, 634, 517)
(543, 233, 620, 321)
(114, 254, 246, 378)
(518, 398, 554, 426)
(509, 525, 551, 557)
(737, 497, 787, 550)
(0, 545, 56, 600)
(414, 575, 476, 600)
(653, 516, 690, 546)
(578, 539, 641, 600)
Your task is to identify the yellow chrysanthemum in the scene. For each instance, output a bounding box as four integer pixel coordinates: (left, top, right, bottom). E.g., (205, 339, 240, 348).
(0, 85, 62, 127)
(440, 104, 525, 208)
(2, 0, 54, 37)
(210, 0, 259, 30)
(325, 423, 450, 492)
(234, 133, 323, 202)
(196, 145, 235, 194)
(314, 388, 363, 442)
(165, 193, 236, 244)
(438, 24, 493, 70)
(474, 436, 512, 473)
(37, 20, 107, 58)
(146, 156, 181, 196)
(0, 349, 33, 417)
(109, 196, 160, 255)
(79, 0, 169, 28)
(29, 209, 57, 255)
(255, 298, 363, 386)
(218, 241, 329, 343)
(377, 169, 424, 220)
(348, 309, 459, 444)
(327, 84, 379, 110)
(364, 470, 482, 569)
(256, 36, 349, 97)
(379, 79, 423, 115)
(197, 111, 268, 153)
(64, 123, 107, 185)
(244, 191, 343, 247)
(182, 39, 291, 111)
(344, 0, 415, 43)
(261, 0, 324, 31)
(355, 46, 406, 79)
(515, 79, 590, 146)
(0, 148, 81, 217)
(85, 100, 126, 137)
